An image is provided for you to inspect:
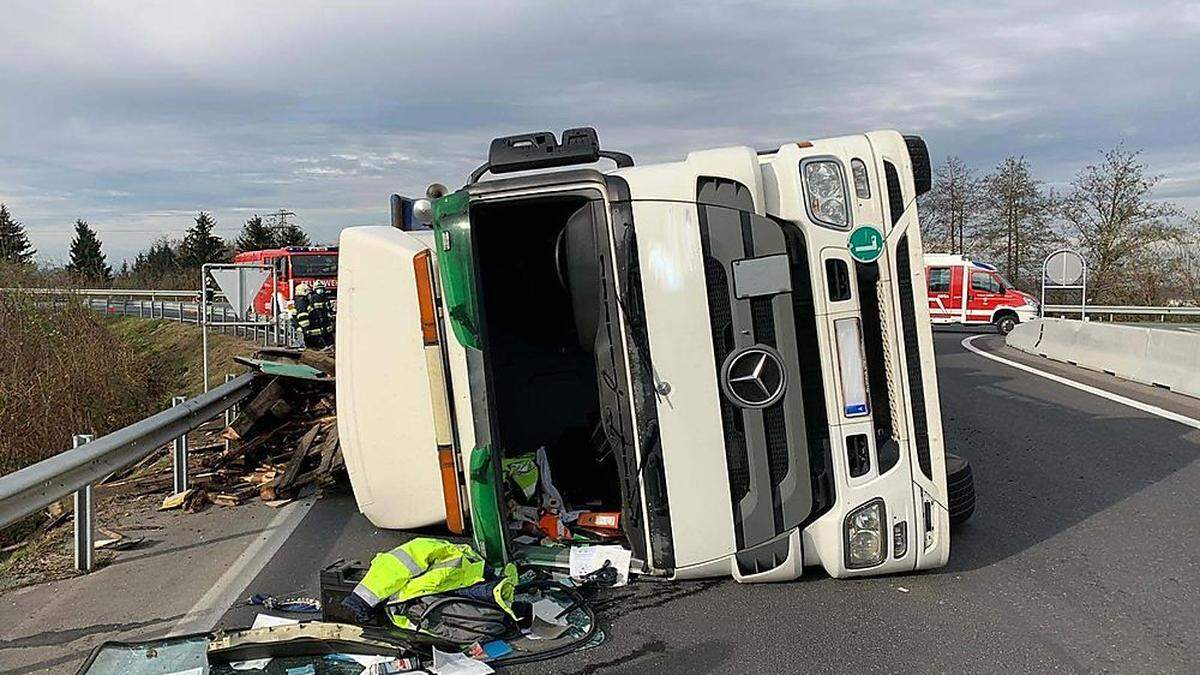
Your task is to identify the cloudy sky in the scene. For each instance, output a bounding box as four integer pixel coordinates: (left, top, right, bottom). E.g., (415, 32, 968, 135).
(2, 1, 1198, 264)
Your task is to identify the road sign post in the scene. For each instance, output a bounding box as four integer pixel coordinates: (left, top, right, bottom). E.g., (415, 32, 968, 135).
(200, 263, 275, 391)
(1041, 249, 1088, 320)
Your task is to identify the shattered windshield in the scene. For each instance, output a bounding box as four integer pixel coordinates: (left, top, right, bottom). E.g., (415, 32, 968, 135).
(79, 636, 407, 675)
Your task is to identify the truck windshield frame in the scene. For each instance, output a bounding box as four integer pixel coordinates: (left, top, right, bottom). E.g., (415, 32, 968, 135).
(289, 254, 338, 278)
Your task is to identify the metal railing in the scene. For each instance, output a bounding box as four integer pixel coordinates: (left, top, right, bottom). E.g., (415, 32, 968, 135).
(4, 287, 203, 323)
(0, 372, 259, 570)
(2, 286, 301, 346)
(1044, 304, 1200, 321)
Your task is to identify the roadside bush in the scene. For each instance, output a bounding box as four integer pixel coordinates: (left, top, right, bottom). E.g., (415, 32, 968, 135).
(0, 291, 161, 475)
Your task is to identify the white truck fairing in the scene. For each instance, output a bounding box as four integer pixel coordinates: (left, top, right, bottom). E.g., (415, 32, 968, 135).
(335, 227, 448, 529)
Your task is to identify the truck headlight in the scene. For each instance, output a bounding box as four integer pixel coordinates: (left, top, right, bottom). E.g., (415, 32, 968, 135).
(803, 159, 849, 228)
(845, 498, 887, 569)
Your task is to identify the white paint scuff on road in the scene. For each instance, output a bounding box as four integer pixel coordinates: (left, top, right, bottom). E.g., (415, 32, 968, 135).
(961, 335, 1200, 430)
(169, 498, 315, 635)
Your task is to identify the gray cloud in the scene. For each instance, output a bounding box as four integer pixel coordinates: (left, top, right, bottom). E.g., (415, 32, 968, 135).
(1, 0, 1198, 263)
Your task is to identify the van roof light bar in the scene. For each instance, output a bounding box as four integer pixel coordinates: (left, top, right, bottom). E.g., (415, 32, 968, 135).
(468, 127, 633, 184)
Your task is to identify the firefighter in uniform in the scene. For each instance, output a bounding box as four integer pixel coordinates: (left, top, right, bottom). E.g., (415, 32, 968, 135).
(311, 281, 335, 345)
(292, 283, 332, 349)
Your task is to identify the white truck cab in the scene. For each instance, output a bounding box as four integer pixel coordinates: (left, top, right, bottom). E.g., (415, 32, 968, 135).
(337, 127, 971, 582)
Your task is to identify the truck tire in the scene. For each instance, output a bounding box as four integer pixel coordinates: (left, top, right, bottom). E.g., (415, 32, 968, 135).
(945, 452, 975, 527)
(995, 314, 1017, 335)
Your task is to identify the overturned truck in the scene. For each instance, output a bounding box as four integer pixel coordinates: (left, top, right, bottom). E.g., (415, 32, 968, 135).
(336, 127, 975, 583)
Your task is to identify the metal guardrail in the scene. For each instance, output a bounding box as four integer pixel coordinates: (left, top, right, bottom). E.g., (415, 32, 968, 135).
(2, 287, 199, 299)
(0, 372, 260, 568)
(3, 285, 299, 346)
(1044, 304, 1200, 319)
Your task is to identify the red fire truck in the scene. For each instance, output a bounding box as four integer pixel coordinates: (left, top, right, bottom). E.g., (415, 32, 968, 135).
(924, 254, 1039, 334)
(233, 246, 338, 316)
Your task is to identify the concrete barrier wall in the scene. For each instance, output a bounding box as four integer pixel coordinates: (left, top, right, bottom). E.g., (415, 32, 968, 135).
(1005, 318, 1200, 400)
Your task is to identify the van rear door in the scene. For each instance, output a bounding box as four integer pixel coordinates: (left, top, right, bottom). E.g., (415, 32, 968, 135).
(336, 226, 465, 531)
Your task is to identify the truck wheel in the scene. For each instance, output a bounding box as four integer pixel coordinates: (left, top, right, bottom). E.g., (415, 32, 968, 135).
(995, 314, 1017, 335)
(945, 452, 975, 527)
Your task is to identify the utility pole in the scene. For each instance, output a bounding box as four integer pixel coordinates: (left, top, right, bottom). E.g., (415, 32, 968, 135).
(264, 209, 297, 237)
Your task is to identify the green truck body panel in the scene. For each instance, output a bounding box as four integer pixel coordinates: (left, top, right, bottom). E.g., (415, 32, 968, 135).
(432, 191, 482, 350)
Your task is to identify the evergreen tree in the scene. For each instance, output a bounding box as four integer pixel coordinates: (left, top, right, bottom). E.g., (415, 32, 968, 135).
(132, 237, 179, 278)
(178, 212, 229, 268)
(65, 219, 112, 282)
(235, 215, 277, 252)
(0, 203, 36, 265)
(276, 221, 311, 247)
(133, 238, 178, 276)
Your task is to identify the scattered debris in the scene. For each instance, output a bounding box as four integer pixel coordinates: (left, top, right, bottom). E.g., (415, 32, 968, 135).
(569, 545, 630, 587)
(101, 357, 345, 514)
(93, 527, 145, 551)
(158, 489, 192, 510)
(432, 646, 495, 675)
(246, 592, 322, 614)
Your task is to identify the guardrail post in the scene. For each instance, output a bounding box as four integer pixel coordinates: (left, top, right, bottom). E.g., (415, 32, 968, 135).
(72, 434, 95, 572)
(223, 374, 236, 453)
(171, 396, 188, 494)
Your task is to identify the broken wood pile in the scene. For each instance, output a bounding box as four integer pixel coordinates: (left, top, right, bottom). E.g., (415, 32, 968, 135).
(202, 372, 342, 508)
(91, 358, 343, 512)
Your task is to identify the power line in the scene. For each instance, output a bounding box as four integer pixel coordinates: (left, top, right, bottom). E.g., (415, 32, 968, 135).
(263, 209, 297, 233)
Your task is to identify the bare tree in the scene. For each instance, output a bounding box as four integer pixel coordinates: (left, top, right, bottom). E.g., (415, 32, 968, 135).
(976, 156, 1058, 288)
(919, 156, 980, 255)
(1061, 144, 1180, 303)
(1167, 212, 1200, 305)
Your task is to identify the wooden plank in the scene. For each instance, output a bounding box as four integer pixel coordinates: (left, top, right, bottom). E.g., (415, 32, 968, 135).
(272, 423, 321, 494)
(223, 377, 285, 440)
(314, 425, 340, 475)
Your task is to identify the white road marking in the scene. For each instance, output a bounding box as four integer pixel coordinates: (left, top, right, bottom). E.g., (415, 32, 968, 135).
(168, 498, 315, 634)
(961, 334, 1200, 431)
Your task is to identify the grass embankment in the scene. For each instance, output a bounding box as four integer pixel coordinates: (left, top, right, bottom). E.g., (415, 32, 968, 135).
(0, 294, 254, 477)
(0, 295, 258, 583)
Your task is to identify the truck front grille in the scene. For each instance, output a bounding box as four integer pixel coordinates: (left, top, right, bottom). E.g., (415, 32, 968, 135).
(697, 177, 830, 564)
(704, 255, 751, 506)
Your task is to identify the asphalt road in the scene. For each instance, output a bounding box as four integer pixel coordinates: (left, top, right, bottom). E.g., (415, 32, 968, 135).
(213, 328, 1200, 673)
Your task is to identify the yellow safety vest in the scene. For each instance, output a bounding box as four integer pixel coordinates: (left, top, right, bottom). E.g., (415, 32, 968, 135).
(350, 538, 516, 630)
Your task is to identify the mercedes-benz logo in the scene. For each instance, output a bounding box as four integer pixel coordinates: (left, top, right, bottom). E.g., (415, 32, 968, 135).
(721, 346, 786, 408)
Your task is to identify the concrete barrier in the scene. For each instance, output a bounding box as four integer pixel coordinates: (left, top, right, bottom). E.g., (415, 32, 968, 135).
(1140, 329, 1200, 398)
(1005, 318, 1200, 400)
(1005, 319, 1042, 352)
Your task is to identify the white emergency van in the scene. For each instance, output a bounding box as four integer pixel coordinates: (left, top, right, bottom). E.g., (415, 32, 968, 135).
(336, 128, 975, 582)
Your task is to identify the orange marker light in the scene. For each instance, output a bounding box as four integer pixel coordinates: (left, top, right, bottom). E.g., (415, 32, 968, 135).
(413, 250, 439, 345)
(439, 445, 465, 534)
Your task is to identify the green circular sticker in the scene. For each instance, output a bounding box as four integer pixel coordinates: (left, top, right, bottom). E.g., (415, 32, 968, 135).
(848, 225, 884, 263)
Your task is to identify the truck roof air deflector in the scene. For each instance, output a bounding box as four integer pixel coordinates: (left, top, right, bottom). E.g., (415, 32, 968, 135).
(469, 127, 633, 184)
